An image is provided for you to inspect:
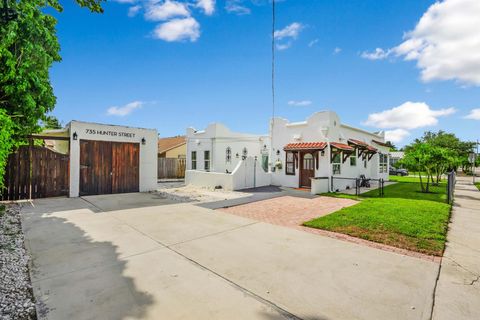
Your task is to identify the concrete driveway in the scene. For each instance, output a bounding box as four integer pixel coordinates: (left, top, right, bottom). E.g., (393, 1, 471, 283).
(21, 193, 439, 320)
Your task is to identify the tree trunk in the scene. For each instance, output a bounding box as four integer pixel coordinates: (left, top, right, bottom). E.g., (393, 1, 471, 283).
(418, 172, 425, 192)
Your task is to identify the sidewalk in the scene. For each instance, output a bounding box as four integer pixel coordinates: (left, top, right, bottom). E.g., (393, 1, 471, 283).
(432, 176, 480, 320)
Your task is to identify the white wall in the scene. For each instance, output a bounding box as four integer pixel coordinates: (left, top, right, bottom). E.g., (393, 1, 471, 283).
(68, 121, 158, 197)
(185, 156, 271, 191)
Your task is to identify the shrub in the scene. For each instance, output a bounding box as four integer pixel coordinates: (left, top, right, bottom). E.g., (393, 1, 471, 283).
(0, 109, 15, 190)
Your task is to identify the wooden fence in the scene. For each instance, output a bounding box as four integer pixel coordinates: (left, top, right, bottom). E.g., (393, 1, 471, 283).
(1, 145, 69, 201)
(158, 157, 186, 179)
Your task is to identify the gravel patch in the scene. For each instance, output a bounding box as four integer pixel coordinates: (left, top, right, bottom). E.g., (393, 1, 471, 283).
(157, 185, 251, 203)
(0, 204, 36, 320)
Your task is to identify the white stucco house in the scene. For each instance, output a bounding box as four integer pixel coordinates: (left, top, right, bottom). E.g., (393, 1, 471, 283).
(185, 111, 389, 193)
(185, 123, 271, 190)
(270, 111, 389, 193)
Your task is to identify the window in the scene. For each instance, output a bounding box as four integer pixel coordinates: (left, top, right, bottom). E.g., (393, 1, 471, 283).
(379, 153, 388, 173)
(242, 147, 248, 159)
(191, 151, 197, 170)
(261, 155, 269, 172)
(204, 150, 210, 171)
(286, 152, 295, 175)
(350, 154, 357, 166)
(226, 147, 232, 163)
(332, 153, 341, 175)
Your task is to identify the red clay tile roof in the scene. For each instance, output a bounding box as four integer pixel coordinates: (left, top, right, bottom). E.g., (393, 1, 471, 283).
(348, 139, 368, 147)
(284, 142, 327, 151)
(372, 139, 389, 147)
(330, 142, 355, 151)
(158, 136, 186, 153)
(348, 139, 377, 152)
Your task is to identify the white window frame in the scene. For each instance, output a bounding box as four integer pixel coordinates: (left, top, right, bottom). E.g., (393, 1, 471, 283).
(226, 147, 232, 163)
(350, 153, 357, 166)
(204, 150, 211, 172)
(379, 153, 388, 173)
(332, 153, 341, 175)
(191, 151, 197, 170)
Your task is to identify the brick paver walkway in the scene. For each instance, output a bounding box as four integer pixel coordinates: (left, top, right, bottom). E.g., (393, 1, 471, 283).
(219, 195, 440, 262)
(219, 195, 357, 227)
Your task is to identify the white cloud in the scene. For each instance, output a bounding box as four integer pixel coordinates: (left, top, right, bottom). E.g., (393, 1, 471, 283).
(333, 47, 342, 54)
(288, 100, 312, 107)
(274, 22, 303, 40)
(196, 0, 215, 15)
(107, 101, 143, 117)
(276, 42, 291, 51)
(274, 22, 303, 51)
(225, 0, 250, 15)
(112, 0, 137, 4)
(128, 5, 142, 17)
(363, 0, 480, 86)
(308, 39, 318, 47)
(364, 101, 456, 130)
(361, 48, 390, 60)
(384, 129, 410, 143)
(465, 108, 480, 120)
(153, 17, 200, 42)
(145, 0, 190, 21)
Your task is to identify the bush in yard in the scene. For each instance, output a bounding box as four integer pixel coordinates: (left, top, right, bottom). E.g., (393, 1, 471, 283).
(0, 110, 15, 190)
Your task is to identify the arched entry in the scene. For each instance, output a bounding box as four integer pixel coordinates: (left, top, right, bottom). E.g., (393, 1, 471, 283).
(300, 152, 314, 188)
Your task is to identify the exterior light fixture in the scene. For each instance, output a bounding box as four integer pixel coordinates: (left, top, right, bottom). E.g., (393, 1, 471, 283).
(321, 150, 325, 156)
(141, 137, 146, 145)
(276, 150, 280, 156)
(72, 132, 78, 140)
(0, 0, 17, 23)
(236, 153, 239, 158)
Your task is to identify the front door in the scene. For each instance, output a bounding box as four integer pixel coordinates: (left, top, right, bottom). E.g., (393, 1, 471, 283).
(300, 152, 315, 188)
(80, 140, 139, 196)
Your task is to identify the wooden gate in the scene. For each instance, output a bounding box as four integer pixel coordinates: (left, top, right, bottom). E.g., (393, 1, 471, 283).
(1, 145, 70, 200)
(158, 158, 186, 179)
(79, 140, 139, 196)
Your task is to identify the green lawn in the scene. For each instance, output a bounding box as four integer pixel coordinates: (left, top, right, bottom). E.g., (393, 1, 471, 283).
(475, 182, 480, 191)
(306, 176, 451, 256)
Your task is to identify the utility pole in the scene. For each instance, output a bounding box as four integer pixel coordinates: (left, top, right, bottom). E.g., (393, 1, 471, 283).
(475, 139, 479, 184)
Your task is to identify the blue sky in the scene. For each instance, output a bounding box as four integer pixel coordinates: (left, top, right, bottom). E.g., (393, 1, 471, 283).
(50, 0, 480, 146)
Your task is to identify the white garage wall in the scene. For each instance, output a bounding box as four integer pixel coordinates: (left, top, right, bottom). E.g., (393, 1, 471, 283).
(68, 121, 158, 197)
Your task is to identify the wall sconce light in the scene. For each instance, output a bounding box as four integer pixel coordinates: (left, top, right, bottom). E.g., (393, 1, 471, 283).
(321, 150, 325, 156)
(141, 137, 146, 145)
(276, 150, 280, 156)
(72, 132, 78, 140)
(236, 153, 239, 158)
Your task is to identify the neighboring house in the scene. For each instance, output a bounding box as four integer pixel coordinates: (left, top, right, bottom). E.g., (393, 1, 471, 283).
(158, 136, 186, 158)
(389, 151, 405, 167)
(185, 111, 389, 193)
(157, 136, 187, 179)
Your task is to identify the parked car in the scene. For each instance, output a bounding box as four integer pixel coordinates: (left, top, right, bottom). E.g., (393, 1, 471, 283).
(389, 167, 409, 176)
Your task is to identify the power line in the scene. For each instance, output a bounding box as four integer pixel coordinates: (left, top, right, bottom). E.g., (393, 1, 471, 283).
(272, 0, 276, 123)
(270, 0, 276, 170)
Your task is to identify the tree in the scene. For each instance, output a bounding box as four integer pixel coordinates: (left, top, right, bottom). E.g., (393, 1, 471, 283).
(419, 131, 475, 173)
(385, 141, 397, 151)
(0, 109, 15, 190)
(402, 142, 435, 192)
(42, 115, 63, 129)
(0, 0, 104, 187)
(0, 0, 104, 140)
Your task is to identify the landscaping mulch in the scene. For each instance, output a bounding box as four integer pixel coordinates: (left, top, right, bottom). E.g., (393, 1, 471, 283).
(0, 204, 37, 320)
